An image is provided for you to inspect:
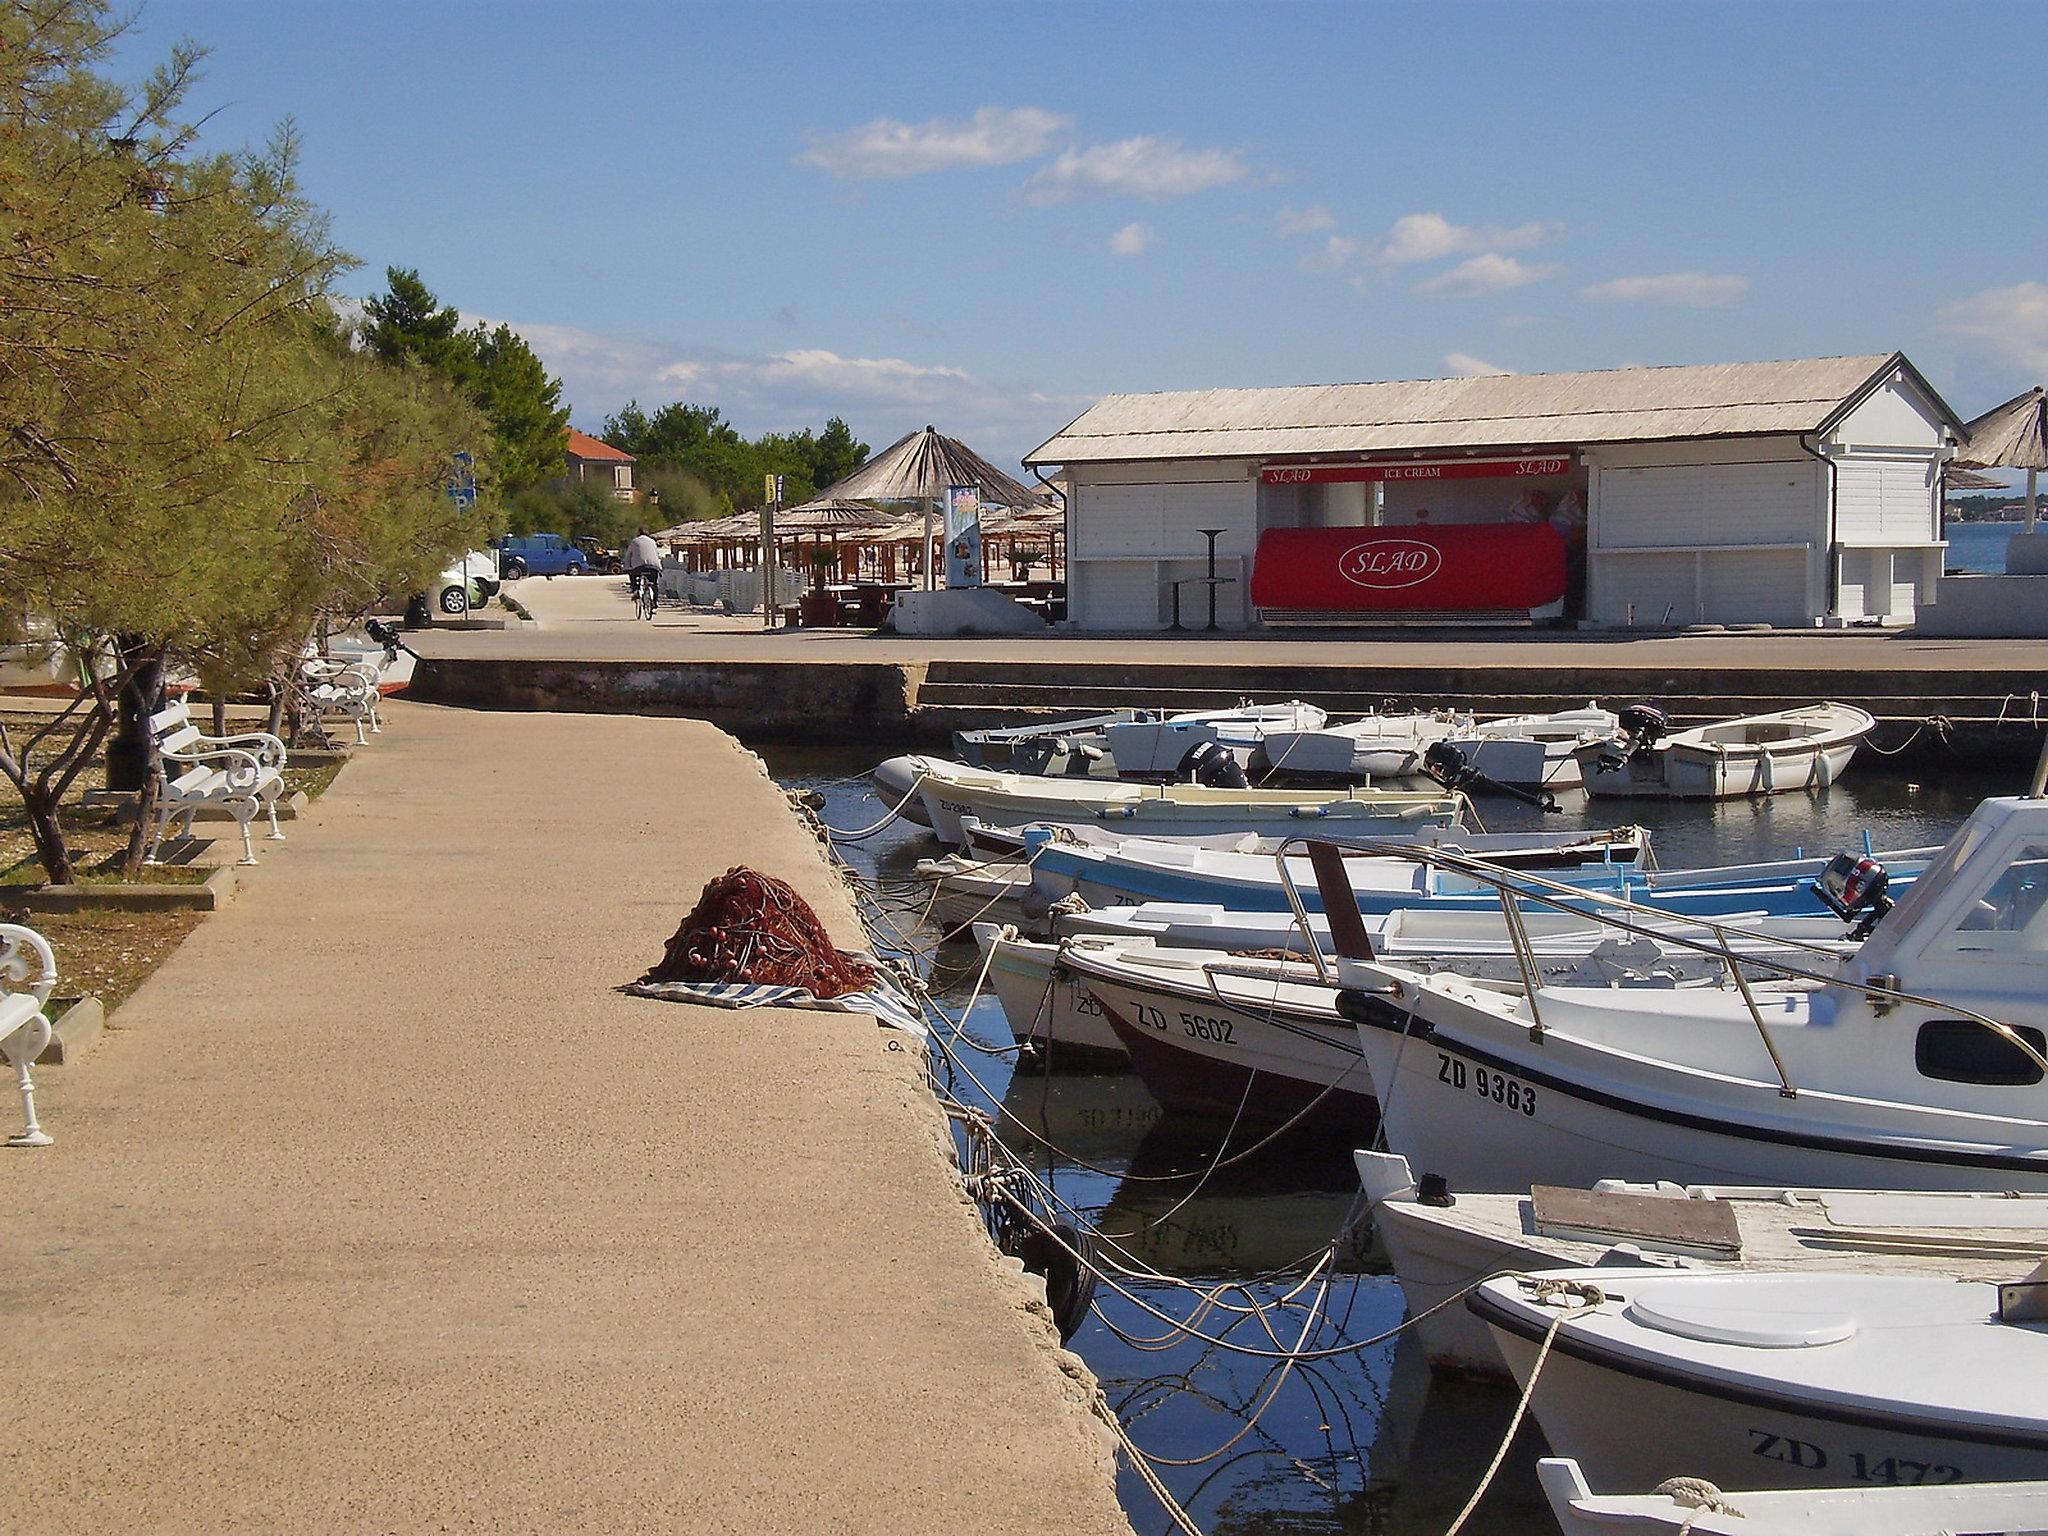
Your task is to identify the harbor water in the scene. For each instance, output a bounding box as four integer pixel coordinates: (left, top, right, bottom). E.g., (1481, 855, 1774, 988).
(768, 743, 2022, 1535)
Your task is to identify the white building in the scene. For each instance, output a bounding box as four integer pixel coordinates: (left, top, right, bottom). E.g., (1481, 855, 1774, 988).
(1024, 353, 1963, 630)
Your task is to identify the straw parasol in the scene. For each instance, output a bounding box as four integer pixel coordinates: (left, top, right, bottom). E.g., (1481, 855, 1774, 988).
(1954, 386, 2047, 529)
(811, 425, 1041, 589)
(774, 497, 896, 590)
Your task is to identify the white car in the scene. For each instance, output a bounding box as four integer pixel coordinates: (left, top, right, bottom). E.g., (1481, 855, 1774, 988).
(434, 550, 501, 616)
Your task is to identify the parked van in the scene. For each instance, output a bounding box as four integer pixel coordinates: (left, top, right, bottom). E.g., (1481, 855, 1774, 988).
(493, 534, 587, 579)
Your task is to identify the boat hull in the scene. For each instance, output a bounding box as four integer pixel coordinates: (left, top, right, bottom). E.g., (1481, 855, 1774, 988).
(977, 927, 1127, 1064)
(1072, 958, 1378, 1136)
(1349, 990, 2048, 1194)
(1483, 1304, 2048, 1492)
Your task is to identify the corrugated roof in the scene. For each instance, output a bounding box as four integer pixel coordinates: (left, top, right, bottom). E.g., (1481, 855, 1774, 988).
(566, 428, 634, 463)
(1025, 354, 1912, 465)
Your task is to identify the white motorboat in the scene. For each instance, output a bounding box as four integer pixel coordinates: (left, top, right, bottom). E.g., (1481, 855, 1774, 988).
(1538, 1456, 2048, 1536)
(1356, 1148, 2048, 1379)
(1032, 920, 1860, 1131)
(1340, 791, 2048, 1192)
(978, 914, 1856, 1070)
(1449, 703, 1620, 791)
(870, 755, 1464, 849)
(1257, 703, 1621, 788)
(1473, 1266, 2048, 1490)
(1255, 709, 1471, 781)
(1575, 702, 1876, 799)
(1099, 700, 1326, 777)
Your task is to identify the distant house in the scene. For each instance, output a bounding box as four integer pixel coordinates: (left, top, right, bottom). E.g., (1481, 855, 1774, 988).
(563, 428, 637, 501)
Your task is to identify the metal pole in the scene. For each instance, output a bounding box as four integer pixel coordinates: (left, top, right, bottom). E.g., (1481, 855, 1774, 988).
(924, 497, 937, 591)
(760, 494, 777, 629)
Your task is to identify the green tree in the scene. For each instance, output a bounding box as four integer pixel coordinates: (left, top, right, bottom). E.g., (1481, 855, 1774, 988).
(810, 416, 868, 490)
(360, 267, 470, 375)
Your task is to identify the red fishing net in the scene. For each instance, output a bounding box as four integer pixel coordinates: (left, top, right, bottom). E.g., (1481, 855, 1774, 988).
(639, 867, 877, 998)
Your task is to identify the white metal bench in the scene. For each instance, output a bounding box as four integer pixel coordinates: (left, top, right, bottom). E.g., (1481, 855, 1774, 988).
(0, 924, 57, 1147)
(300, 654, 382, 744)
(147, 698, 288, 866)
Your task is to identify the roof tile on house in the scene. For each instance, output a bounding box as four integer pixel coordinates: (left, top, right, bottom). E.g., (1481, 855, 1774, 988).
(567, 428, 634, 463)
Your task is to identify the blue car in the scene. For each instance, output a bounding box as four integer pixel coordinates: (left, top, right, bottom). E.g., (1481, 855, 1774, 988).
(493, 534, 587, 579)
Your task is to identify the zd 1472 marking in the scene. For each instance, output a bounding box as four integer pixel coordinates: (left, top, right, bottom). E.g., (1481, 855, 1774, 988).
(1437, 1052, 1536, 1116)
(1748, 1429, 1961, 1484)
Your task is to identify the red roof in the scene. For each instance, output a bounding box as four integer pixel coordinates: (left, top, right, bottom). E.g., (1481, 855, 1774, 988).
(566, 428, 634, 463)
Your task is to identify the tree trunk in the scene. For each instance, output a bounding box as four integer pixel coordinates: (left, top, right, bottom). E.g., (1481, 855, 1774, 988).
(22, 791, 74, 887)
(265, 679, 286, 738)
(212, 695, 228, 735)
(104, 635, 164, 792)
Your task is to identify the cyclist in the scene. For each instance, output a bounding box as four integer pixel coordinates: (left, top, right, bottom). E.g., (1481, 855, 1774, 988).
(622, 527, 661, 617)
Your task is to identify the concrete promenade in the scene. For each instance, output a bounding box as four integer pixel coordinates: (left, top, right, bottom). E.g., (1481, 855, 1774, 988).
(446, 572, 2039, 672)
(0, 703, 1130, 1534)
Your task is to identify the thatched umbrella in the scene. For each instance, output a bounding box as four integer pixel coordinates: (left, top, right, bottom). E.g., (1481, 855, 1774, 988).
(1954, 386, 2047, 529)
(775, 497, 894, 589)
(812, 425, 1040, 589)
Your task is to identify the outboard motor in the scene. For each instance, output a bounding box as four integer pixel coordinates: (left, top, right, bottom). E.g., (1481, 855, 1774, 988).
(1422, 741, 1557, 812)
(1813, 852, 1893, 940)
(1591, 702, 1671, 773)
(365, 617, 421, 662)
(1179, 738, 1248, 789)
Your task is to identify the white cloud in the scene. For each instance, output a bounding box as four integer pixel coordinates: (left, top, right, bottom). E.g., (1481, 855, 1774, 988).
(1109, 221, 1153, 257)
(1444, 352, 1513, 377)
(1376, 211, 1559, 266)
(1298, 233, 1360, 272)
(467, 314, 1088, 466)
(1275, 203, 1336, 237)
(797, 105, 1071, 180)
(1581, 271, 1751, 309)
(1937, 281, 2048, 372)
(1020, 136, 1248, 205)
(1415, 253, 1561, 298)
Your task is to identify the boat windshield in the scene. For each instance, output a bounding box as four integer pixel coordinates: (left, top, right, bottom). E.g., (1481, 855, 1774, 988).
(1949, 842, 2048, 956)
(1876, 820, 1988, 939)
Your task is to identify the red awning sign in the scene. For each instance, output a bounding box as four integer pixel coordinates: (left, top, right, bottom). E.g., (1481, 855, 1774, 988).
(1260, 455, 1572, 486)
(1250, 524, 1567, 613)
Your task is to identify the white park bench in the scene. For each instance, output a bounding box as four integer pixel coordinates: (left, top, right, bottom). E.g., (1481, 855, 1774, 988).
(0, 923, 57, 1147)
(300, 654, 382, 744)
(147, 698, 288, 866)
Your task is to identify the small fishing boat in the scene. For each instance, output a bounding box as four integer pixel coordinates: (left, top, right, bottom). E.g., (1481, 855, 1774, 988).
(1099, 700, 1326, 777)
(980, 909, 1859, 1069)
(1356, 1148, 2048, 1379)
(870, 755, 1464, 849)
(1025, 827, 1928, 920)
(951, 700, 1325, 777)
(1575, 702, 1876, 799)
(1340, 791, 2048, 1192)
(1538, 1456, 2048, 1536)
(918, 819, 1653, 932)
(1254, 709, 1471, 781)
(1473, 1266, 2048, 1490)
(1257, 703, 1619, 788)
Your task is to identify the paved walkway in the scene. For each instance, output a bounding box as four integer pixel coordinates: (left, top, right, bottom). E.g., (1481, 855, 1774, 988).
(449, 571, 2041, 673)
(0, 703, 1129, 1534)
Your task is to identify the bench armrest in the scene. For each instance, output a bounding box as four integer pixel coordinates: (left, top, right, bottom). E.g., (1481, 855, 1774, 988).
(0, 923, 57, 1007)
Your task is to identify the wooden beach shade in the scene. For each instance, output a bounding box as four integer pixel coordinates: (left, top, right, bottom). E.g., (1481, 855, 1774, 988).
(775, 497, 894, 590)
(812, 425, 1041, 589)
(1953, 386, 2047, 529)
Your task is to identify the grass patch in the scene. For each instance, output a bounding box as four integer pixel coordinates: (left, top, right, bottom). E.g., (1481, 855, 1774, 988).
(1, 906, 206, 1011)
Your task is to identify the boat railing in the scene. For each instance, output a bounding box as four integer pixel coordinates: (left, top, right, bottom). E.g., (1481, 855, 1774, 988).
(1272, 835, 2048, 1097)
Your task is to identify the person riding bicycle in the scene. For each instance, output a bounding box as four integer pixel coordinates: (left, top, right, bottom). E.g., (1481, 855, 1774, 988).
(622, 528, 661, 610)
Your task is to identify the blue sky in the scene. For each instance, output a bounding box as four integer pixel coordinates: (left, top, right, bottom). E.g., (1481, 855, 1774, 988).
(122, 0, 2048, 469)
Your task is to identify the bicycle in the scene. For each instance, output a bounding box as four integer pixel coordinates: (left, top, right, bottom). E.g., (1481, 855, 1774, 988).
(630, 568, 659, 620)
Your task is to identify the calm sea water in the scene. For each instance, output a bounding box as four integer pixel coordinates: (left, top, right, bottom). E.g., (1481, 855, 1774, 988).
(1946, 520, 2026, 573)
(766, 744, 2023, 1536)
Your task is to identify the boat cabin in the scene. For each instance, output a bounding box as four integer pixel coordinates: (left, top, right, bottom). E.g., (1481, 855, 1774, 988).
(1844, 796, 2048, 1030)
